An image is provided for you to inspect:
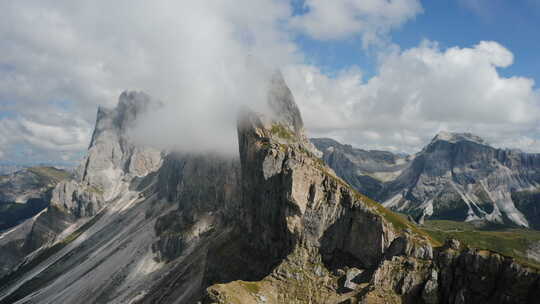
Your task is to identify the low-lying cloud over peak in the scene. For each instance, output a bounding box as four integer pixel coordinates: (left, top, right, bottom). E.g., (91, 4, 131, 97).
(0, 1, 539, 164)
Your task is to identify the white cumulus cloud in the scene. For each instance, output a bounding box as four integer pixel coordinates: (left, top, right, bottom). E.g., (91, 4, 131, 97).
(290, 0, 422, 45)
(0, 1, 539, 164)
(285, 40, 540, 153)
(0, 0, 299, 159)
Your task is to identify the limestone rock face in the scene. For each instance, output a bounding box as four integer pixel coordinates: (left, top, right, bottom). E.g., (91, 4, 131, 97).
(311, 138, 410, 198)
(237, 107, 402, 270)
(361, 242, 540, 304)
(150, 152, 242, 263)
(313, 133, 540, 228)
(0, 91, 163, 282)
(343, 268, 363, 290)
(50, 91, 162, 217)
(204, 74, 433, 304)
(267, 71, 304, 136)
(77, 91, 162, 199)
(50, 180, 102, 218)
(434, 245, 540, 304)
(0, 167, 67, 205)
(146, 73, 410, 303)
(382, 133, 540, 227)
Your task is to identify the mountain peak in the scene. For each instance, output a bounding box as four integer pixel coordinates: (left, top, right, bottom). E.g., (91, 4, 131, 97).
(267, 70, 304, 135)
(239, 70, 321, 159)
(431, 131, 486, 145)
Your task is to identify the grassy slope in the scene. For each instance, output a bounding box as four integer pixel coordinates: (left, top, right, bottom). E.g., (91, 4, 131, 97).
(423, 220, 540, 269)
(27, 166, 71, 182)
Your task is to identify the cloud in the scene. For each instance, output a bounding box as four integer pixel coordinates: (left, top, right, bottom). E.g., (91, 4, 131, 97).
(1, 0, 424, 160)
(0, 110, 91, 162)
(290, 0, 422, 45)
(0, 1, 539, 164)
(0, 0, 300, 159)
(284, 40, 540, 153)
(458, 0, 514, 22)
(0, 135, 6, 159)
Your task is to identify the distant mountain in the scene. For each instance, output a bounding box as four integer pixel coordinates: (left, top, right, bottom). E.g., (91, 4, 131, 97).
(0, 165, 26, 176)
(311, 138, 411, 199)
(0, 161, 76, 176)
(0, 167, 70, 231)
(313, 132, 540, 228)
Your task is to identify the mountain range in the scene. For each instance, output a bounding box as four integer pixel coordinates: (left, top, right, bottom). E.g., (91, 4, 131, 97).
(0, 74, 539, 303)
(313, 133, 540, 229)
(0, 167, 69, 230)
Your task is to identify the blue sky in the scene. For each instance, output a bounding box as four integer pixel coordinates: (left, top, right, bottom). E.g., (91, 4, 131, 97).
(0, 0, 539, 164)
(396, 0, 540, 81)
(295, 0, 540, 82)
(282, 0, 540, 153)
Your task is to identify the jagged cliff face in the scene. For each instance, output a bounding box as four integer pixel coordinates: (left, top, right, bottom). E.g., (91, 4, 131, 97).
(0, 92, 162, 282)
(0, 75, 539, 304)
(205, 80, 540, 304)
(313, 132, 540, 228)
(237, 107, 403, 270)
(77, 91, 163, 200)
(51, 91, 162, 218)
(382, 132, 540, 227)
(0, 167, 68, 205)
(204, 97, 433, 303)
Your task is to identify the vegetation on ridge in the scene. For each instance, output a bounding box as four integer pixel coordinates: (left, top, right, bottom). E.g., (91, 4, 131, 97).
(424, 220, 540, 269)
(270, 124, 294, 141)
(27, 166, 71, 182)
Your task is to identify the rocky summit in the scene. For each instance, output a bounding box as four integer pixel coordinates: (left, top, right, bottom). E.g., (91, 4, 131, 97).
(313, 132, 540, 228)
(0, 74, 539, 304)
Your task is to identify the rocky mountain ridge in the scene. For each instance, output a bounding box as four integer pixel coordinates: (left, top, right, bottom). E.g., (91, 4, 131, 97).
(0, 91, 162, 281)
(311, 138, 411, 198)
(313, 133, 540, 228)
(0, 167, 69, 234)
(0, 74, 538, 303)
(0, 167, 70, 275)
(0, 167, 69, 208)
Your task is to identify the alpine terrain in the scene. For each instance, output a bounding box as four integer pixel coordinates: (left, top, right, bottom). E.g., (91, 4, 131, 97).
(313, 133, 540, 228)
(0, 74, 539, 304)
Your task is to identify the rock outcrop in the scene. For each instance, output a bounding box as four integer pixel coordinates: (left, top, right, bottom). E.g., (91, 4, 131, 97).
(311, 138, 410, 198)
(51, 91, 162, 218)
(364, 238, 540, 304)
(0, 91, 162, 281)
(77, 91, 162, 199)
